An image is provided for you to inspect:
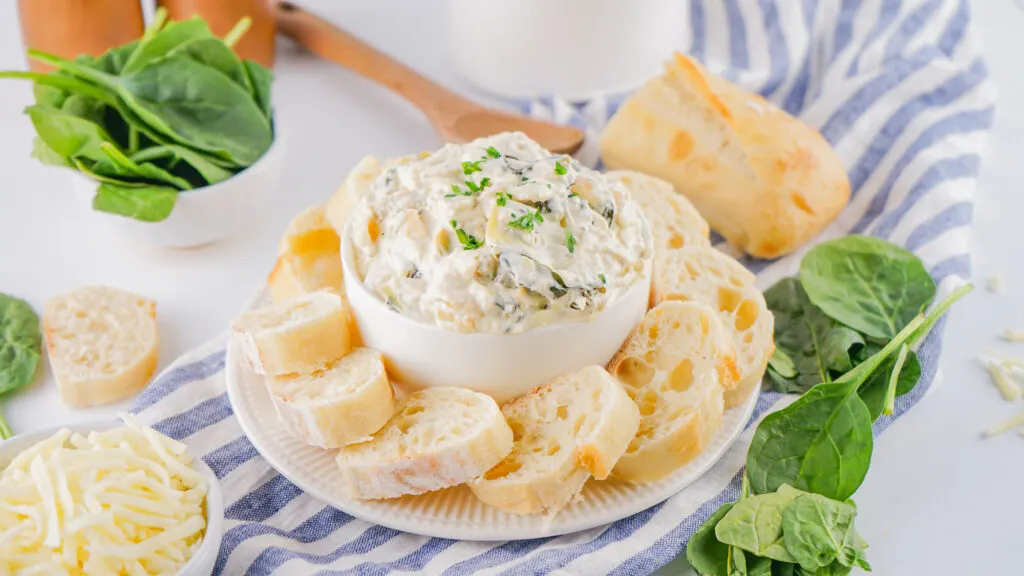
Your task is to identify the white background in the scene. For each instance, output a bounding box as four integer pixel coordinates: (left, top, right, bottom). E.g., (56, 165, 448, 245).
(0, 1, 1021, 574)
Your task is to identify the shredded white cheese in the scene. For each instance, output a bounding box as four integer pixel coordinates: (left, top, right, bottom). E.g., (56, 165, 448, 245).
(987, 275, 1007, 294)
(984, 410, 1024, 437)
(0, 414, 207, 575)
(979, 353, 1024, 401)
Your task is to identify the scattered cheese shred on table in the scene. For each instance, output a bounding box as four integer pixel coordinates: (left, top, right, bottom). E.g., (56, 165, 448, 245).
(985, 410, 1024, 437)
(987, 275, 1007, 294)
(979, 354, 1023, 401)
(0, 414, 207, 575)
(1003, 328, 1024, 342)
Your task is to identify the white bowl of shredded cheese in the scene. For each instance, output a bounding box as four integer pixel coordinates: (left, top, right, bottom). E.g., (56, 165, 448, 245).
(0, 416, 224, 576)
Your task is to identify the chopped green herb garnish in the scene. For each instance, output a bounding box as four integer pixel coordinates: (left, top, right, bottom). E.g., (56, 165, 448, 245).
(445, 184, 472, 198)
(554, 161, 567, 175)
(565, 229, 576, 253)
(508, 208, 544, 232)
(465, 177, 491, 193)
(600, 273, 607, 284)
(568, 192, 579, 198)
(486, 146, 501, 159)
(450, 220, 483, 250)
(521, 176, 529, 182)
(496, 190, 512, 207)
(462, 160, 483, 175)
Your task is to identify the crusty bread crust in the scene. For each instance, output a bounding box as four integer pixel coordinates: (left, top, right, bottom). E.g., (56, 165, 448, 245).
(43, 286, 159, 407)
(469, 366, 640, 515)
(652, 247, 774, 408)
(607, 301, 730, 483)
(600, 52, 850, 259)
(267, 348, 394, 448)
(336, 387, 513, 500)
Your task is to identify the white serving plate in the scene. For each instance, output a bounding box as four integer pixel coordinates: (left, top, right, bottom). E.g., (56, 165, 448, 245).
(225, 288, 759, 541)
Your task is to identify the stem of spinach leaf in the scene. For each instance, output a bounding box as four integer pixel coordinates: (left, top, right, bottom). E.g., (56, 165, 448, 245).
(883, 344, 909, 416)
(0, 410, 12, 440)
(142, 7, 168, 42)
(223, 17, 252, 48)
(0, 71, 116, 106)
(128, 126, 139, 154)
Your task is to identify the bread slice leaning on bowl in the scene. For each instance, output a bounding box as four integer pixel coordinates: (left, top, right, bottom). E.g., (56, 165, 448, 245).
(651, 247, 774, 408)
(43, 286, 158, 407)
(268, 204, 344, 303)
(469, 366, 640, 515)
(607, 301, 734, 483)
(267, 348, 395, 449)
(335, 387, 513, 500)
(604, 170, 710, 256)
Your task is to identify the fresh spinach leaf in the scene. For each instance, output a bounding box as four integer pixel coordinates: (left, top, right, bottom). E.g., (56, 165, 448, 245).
(856, 346, 921, 422)
(244, 60, 274, 120)
(120, 18, 214, 75)
(764, 278, 865, 393)
(800, 235, 936, 339)
(33, 82, 68, 108)
(90, 40, 140, 74)
(768, 349, 797, 379)
(60, 93, 107, 125)
(93, 142, 191, 189)
(131, 144, 233, 186)
(780, 494, 857, 571)
(24, 104, 116, 163)
(93, 182, 178, 222)
(772, 564, 797, 576)
(169, 37, 251, 93)
(0, 293, 41, 440)
(0, 293, 41, 396)
(30, 50, 273, 166)
(715, 485, 802, 563)
(687, 503, 735, 576)
(31, 136, 69, 167)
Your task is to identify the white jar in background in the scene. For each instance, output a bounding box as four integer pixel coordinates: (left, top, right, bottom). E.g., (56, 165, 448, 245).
(447, 0, 686, 101)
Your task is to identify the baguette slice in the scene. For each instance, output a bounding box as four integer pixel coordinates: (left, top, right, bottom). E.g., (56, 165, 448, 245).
(469, 366, 640, 515)
(267, 348, 394, 448)
(325, 155, 382, 235)
(605, 170, 710, 255)
(652, 247, 773, 408)
(231, 290, 351, 376)
(43, 286, 158, 407)
(607, 301, 731, 482)
(336, 387, 513, 500)
(268, 205, 344, 303)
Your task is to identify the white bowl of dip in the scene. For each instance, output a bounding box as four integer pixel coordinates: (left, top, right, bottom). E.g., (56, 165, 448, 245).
(0, 421, 224, 576)
(341, 227, 650, 403)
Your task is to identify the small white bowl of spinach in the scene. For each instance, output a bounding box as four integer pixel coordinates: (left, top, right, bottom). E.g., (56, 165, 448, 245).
(0, 10, 281, 247)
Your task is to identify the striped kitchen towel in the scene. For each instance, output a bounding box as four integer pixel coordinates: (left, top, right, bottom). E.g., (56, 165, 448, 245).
(131, 0, 995, 574)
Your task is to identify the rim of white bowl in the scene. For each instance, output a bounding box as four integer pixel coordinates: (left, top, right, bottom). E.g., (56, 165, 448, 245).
(340, 223, 653, 340)
(0, 420, 225, 576)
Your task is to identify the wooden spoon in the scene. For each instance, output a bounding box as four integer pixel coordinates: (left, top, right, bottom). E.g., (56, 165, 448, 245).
(273, 2, 585, 155)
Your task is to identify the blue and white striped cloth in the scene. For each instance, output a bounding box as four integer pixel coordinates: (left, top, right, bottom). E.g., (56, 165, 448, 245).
(131, 1, 995, 574)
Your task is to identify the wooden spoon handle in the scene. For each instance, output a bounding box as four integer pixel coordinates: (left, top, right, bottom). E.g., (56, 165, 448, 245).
(273, 1, 473, 119)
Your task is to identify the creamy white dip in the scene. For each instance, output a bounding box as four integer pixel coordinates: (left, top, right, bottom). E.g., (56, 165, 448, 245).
(348, 132, 653, 334)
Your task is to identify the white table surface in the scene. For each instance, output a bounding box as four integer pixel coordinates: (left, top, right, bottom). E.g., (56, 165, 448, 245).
(0, 1, 1021, 574)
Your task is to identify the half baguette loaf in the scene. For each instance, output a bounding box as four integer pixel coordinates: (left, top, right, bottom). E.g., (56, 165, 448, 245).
(336, 387, 513, 500)
(267, 348, 394, 449)
(470, 366, 640, 515)
(43, 286, 158, 408)
(600, 53, 850, 258)
(652, 247, 774, 408)
(268, 205, 344, 303)
(608, 301, 731, 483)
(231, 290, 351, 376)
(605, 170, 710, 256)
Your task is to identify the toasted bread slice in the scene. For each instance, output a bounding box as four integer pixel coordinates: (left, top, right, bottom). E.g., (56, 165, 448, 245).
(335, 387, 512, 500)
(607, 301, 731, 482)
(652, 247, 773, 407)
(469, 366, 640, 515)
(267, 348, 394, 448)
(43, 286, 158, 407)
(231, 290, 351, 376)
(605, 170, 710, 256)
(268, 205, 343, 303)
